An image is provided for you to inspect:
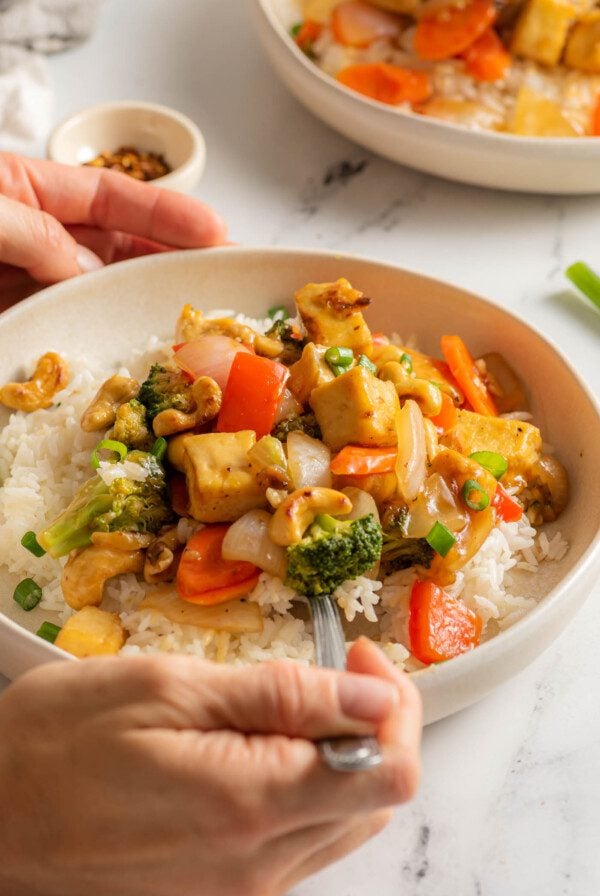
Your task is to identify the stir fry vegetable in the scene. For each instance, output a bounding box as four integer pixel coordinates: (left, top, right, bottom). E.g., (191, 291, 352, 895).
(26, 274, 567, 667)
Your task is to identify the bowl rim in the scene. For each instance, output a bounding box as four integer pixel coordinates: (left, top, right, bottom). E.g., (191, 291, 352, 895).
(254, 0, 600, 153)
(46, 99, 207, 188)
(1, 245, 599, 684)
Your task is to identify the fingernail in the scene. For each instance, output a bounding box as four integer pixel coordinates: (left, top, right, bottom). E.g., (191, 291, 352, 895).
(76, 245, 104, 274)
(338, 674, 397, 722)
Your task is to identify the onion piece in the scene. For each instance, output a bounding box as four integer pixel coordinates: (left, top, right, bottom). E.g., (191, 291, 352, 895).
(395, 399, 427, 502)
(173, 335, 251, 390)
(287, 431, 332, 488)
(340, 487, 380, 524)
(274, 388, 303, 425)
(222, 510, 287, 579)
(405, 473, 466, 538)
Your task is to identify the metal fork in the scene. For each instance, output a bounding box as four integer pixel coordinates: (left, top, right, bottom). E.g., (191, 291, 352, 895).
(308, 594, 382, 773)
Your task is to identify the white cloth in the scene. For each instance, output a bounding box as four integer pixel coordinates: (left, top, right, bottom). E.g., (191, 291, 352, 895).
(0, 0, 103, 153)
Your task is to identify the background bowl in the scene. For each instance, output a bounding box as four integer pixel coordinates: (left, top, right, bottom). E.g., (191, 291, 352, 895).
(248, 0, 600, 194)
(47, 101, 206, 193)
(1, 248, 599, 723)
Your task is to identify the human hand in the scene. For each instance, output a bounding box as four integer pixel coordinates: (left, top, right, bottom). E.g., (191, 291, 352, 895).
(0, 638, 421, 896)
(0, 152, 226, 310)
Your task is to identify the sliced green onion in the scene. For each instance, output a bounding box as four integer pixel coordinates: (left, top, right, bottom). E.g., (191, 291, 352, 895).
(462, 480, 490, 512)
(290, 22, 302, 38)
(13, 578, 42, 611)
(151, 437, 167, 463)
(21, 530, 46, 557)
(36, 621, 61, 644)
(90, 439, 127, 470)
(425, 521, 456, 558)
(357, 354, 376, 374)
(400, 353, 413, 373)
(267, 305, 290, 321)
(565, 261, 600, 311)
(469, 451, 508, 480)
(325, 346, 354, 377)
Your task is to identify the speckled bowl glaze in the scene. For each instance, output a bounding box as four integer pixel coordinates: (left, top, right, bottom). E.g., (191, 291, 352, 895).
(1, 248, 599, 723)
(248, 0, 600, 194)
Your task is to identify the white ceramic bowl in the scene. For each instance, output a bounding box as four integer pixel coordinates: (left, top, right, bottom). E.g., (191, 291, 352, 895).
(1, 248, 599, 724)
(248, 0, 600, 194)
(47, 101, 206, 193)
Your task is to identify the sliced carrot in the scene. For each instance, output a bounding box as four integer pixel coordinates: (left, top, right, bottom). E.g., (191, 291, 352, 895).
(217, 353, 289, 439)
(330, 445, 398, 476)
(337, 63, 432, 106)
(408, 580, 482, 665)
(332, 0, 401, 48)
(295, 20, 323, 53)
(414, 0, 496, 62)
(440, 335, 497, 416)
(592, 94, 600, 136)
(462, 28, 510, 82)
(429, 391, 458, 433)
(177, 526, 260, 606)
(492, 483, 523, 523)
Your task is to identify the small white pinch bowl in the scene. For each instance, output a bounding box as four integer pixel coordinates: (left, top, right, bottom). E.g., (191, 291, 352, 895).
(248, 0, 600, 194)
(47, 100, 206, 193)
(0, 248, 598, 724)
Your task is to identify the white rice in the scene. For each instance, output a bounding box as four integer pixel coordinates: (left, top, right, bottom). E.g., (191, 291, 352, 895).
(0, 332, 568, 670)
(312, 25, 600, 135)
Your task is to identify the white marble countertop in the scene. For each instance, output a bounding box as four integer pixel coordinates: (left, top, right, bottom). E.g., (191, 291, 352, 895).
(2, 1, 600, 893)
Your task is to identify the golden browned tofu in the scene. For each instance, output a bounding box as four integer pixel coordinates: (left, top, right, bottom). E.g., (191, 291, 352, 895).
(440, 409, 542, 482)
(511, 86, 578, 136)
(288, 343, 335, 405)
(310, 366, 399, 451)
(54, 606, 125, 658)
(510, 0, 577, 65)
(174, 431, 267, 522)
(564, 12, 600, 72)
(295, 279, 372, 355)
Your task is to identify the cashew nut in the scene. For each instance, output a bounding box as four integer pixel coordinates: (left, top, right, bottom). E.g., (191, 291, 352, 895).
(379, 361, 443, 417)
(0, 352, 69, 412)
(80, 375, 139, 433)
(61, 544, 144, 610)
(152, 376, 222, 436)
(269, 487, 352, 546)
(144, 525, 180, 583)
(175, 304, 282, 358)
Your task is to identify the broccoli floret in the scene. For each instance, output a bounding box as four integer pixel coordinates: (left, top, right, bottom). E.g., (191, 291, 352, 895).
(285, 513, 383, 597)
(38, 450, 173, 558)
(380, 504, 434, 574)
(272, 412, 322, 442)
(266, 320, 306, 365)
(112, 399, 153, 450)
(138, 363, 194, 423)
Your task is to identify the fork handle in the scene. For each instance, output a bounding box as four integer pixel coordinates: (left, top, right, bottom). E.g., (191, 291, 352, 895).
(308, 594, 382, 773)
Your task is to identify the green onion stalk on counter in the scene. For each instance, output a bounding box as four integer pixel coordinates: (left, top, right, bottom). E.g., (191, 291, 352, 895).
(566, 261, 600, 312)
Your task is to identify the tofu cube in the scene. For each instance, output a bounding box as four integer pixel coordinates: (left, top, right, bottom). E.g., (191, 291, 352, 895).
(310, 366, 399, 451)
(288, 342, 335, 405)
(440, 409, 542, 483)
(54, 606, 125, 658)
(511, 0, 577, 65)
(564, 12, 600, 72)
(295, 279, 373, 356)
(176, 431, 267, 522)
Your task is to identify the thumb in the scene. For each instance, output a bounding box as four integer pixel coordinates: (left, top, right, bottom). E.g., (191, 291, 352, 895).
(127, 655, 400, 741)
(0, 194, 103, 283)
